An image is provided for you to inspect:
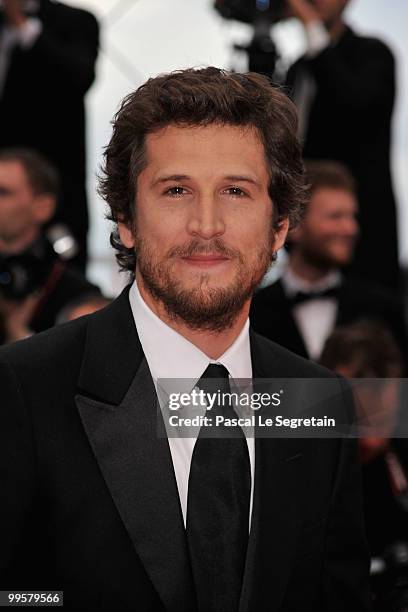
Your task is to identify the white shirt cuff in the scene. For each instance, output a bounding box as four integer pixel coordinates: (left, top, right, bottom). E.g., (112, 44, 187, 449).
(304, 20, 330, 58)
(14, 17, 43, 49)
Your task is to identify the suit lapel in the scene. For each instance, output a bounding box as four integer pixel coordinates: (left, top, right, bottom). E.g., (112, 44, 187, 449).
(239, 331, 308, 611)
(75, 285, 195, 611)
(265, 280, 310, 358)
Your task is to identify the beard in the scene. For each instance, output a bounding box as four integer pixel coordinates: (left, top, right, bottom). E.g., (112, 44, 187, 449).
(134, 230, 276, 333)
(299, 238, 354, 271)
(298, 244, 336, 272)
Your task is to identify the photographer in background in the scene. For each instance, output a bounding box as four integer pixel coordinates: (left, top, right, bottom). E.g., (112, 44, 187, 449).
(286, 0, 400, 291)
(0, 0, 99, 272)
(0, 149, 101, 344)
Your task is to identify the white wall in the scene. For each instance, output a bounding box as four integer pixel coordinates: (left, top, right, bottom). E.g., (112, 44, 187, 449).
(63, 0, 408, 295)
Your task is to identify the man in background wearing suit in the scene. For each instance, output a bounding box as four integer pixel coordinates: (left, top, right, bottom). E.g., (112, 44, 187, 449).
(1, 68, 371, 610)
(0, 0, 99, 271)
(285, 0, 399, 290)
(250, 160, 407, 363)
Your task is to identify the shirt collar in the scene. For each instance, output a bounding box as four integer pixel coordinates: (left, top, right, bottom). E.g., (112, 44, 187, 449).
(282, 264, 342, 298)
(128, 279, 252, 387)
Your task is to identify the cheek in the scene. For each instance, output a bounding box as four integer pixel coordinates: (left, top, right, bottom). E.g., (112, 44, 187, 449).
(137, 204, 188, 249)
(314, 223, 337, 239)
(8, 207, 29, 228)
(232, 205, 272, 237)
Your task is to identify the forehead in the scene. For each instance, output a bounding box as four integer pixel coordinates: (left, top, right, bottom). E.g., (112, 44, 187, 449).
(142, 123, 269, 182)
(0, 160, 29, 187)
(310, 187, 358, 211)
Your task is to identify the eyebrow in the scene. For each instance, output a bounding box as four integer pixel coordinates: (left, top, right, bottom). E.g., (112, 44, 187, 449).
(152, 174, 190, 186)
(152, 174, 260, 187)
(224, 175, 259, 186)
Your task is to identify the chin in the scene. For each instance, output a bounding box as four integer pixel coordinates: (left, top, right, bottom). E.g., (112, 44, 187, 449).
(186, 278, 237, 295)
(327, 250, 353, 267)
(180, 268, 236, 286)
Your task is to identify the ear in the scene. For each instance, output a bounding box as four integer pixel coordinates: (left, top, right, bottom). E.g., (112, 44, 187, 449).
(118, 221, 135, 248)
(273, 217, 290, 251)
(32, 194, 56, 224)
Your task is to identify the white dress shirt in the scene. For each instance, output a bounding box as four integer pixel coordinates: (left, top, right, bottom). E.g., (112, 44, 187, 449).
(282, 266, 342, 360)
(128, 279, 255, 528)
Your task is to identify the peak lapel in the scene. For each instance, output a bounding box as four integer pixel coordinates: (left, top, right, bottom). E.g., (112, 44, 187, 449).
(75, 285, 195, 611)
(238, 332, 308, 611)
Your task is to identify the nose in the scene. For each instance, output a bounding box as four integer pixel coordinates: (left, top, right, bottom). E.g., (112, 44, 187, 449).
(186, 193, 226, 240)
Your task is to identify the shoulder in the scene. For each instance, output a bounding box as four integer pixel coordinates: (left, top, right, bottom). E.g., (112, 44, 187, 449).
(346, 28, 394, 61)
(43, 1, 99, 30)
(251, 329, 335, 378)
(0, 314, 88, 378)
(251, 331, 355, 421)
(342, 276, 402, 307)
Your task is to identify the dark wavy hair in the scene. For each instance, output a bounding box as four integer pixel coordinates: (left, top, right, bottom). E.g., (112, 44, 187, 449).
(98, 66, 308, 272)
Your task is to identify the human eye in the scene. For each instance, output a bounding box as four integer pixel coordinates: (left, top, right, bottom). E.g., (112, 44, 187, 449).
(164, 186, 189, 197)
(223, 186, 248, 198)
(328, 212, 342, 221)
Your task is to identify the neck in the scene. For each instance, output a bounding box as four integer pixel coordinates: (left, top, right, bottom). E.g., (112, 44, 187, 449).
(289, 251, 334, 283)
(0, 226, 39, 255)
(136, 271, 250, 360)
(327, 18, 346, 41)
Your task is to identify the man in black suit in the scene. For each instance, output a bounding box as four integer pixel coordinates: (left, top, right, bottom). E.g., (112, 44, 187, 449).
(250, 160, 406, 363)
(285, 0, 399, 290)
(0, 0, 99, 271)
(0, 68, 371, 610)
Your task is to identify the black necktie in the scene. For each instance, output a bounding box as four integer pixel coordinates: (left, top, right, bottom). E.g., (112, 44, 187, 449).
(186, 364, 251, 612)
(289, 285, 340, 307)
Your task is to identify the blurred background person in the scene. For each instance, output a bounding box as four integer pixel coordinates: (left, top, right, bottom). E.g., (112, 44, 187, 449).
(55, 292, 111, 323)
(0, 148, 101, 344)
(285, 0, 400, 291)
(250, 160, 407, 362)
(0, 0, 99, 272)
(320, 320, 408, 611)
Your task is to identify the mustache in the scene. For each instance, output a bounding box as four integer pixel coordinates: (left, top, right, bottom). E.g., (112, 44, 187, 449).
(167, 239, 241, 260)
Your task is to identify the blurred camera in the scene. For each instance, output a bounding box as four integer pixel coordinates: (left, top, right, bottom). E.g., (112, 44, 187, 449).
(214, 0, 288, 75)
(372, 543, 408, 612)
(214, 0, 287, 24)
(0, 224, 77, 301)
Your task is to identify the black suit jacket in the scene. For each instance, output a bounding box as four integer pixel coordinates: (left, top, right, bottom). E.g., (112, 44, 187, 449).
(0, 0, 99, 267)
(0, 285, 371, 610)
(286, 26, 399, 290)
(250, 276, 407, 362)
